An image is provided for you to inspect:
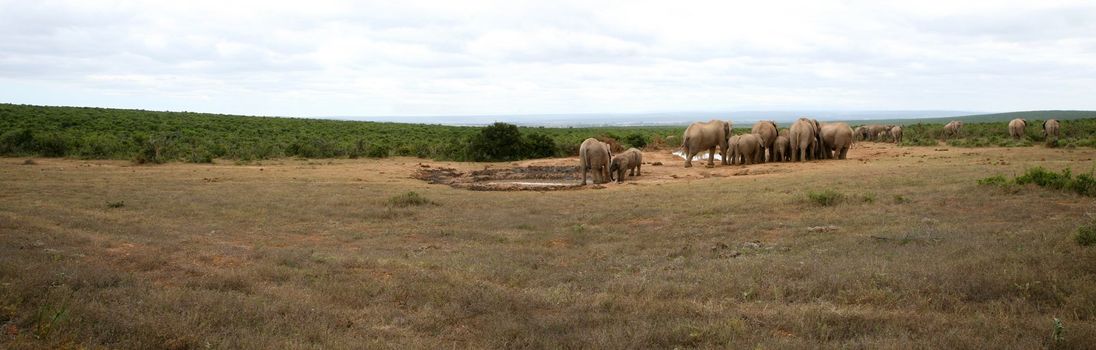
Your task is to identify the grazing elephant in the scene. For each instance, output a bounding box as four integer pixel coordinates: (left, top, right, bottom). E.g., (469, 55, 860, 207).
(1009, 118, 1027, 140)
(727, 135, 741, 165)
(853, 126, 868, 142)
(681, 120, 732, 168)
(579, 138, 612, 185)
(1044, 119, 1061, 145)
(943, 121, 964, 139)
(773, 135, 791, 162)
(890, 126, 903, 145)
(735, 134, 763, 165)
(789, 118, 818, 162)
(609, 148, 642, 183)
(820, 123, 854, 160)
(751, 120, 779, 162)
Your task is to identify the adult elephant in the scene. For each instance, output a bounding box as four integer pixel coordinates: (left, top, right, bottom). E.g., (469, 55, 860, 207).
(1009, 118, 1027, 140)
(727, 135, 741, 165)
(811, 119, 825, 160)
(751, 120, 778, 162)
(681, 120, 732, 168)
(579, 138, 612, 185)
(1044, 119, 1061, 145)
(789, 118, 818, 162)
(821, 123, 854, 160)
(943, 121, 964, 139)
(890, 125, 903, 145)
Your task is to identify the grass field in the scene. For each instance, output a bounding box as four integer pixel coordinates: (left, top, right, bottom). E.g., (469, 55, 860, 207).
(2, 143, 1096, 349)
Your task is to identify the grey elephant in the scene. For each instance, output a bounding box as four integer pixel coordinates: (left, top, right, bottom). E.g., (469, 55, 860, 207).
(943, 121, 964, 139)
(751, 120, 778, 162)
(810, 119, 825, 160)
(890, 125, 903, 145)
(735, 134, 763, 165)
(853, 126, 868, 142)
(773, 135, 791, 162)
(579, 138, 612, 185)
(1044, 119, 1061, 146)
(820, 123, 854, 160)
(609, 148, 642, 183)
(789, 118, 818, 162)
(727, 135, 741, 165)
(1009, 118, 1027, 140)
(681, 120, 732, 168)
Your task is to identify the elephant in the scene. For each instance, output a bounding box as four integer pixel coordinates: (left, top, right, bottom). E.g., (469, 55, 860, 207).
(789, 118, 818, 162)
(1009, 118, 1027, 140)
(1044, 119, 1061, 145)
(579, 138, 612, 185)
(890, 125, 903, 145)
(727, 135, 741, 165)
(751, 120, 779, 162)
(943, 121, 964, 139)
(609, 148, 643, 183)
(735, 134, 763, 165)
(773, 135, 791, 162)
(810, 119, 825, 160)
(853, 126, 868, 142)
(820, 123, 854, 160)
(681, 120, 732, 168)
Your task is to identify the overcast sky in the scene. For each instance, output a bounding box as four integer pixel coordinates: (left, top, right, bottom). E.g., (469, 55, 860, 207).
(1, 0, 1094, 118)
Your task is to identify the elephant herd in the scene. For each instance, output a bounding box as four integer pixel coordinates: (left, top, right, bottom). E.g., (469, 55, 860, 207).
(854, 124, 903, 144)
(579, 138, 644, 185)
(579, 117, 1066, 185)
(1010, 118, 1061, 144)
(682, 118, 854, 168)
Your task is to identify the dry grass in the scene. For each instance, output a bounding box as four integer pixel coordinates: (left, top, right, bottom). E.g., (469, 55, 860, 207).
(2, 145, 1096, 349)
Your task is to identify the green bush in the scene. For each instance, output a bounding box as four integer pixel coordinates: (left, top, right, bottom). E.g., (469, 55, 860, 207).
(34, 133, 70, 157)
(386, 191, 436, 208)
(0, 128, 35, 154)
(623, 133, 648, 149)
(523, 133, 557, 159)
(806, 189, 845, 206)
(977, 175, 1008, 186)
(1077, 224, 1096, 246)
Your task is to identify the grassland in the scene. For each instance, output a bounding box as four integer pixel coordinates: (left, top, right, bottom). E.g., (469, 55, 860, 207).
(2, 143, 1096, 349)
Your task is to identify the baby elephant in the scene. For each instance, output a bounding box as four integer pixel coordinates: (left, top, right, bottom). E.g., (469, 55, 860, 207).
(609, 148, 643, 183)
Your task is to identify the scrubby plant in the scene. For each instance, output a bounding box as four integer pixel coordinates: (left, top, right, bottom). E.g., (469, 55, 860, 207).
(807, 189, 845, 206)
(623, 133, 648, 149)
(1077, 223, 1096, 246)
(386, 191, 436, 208)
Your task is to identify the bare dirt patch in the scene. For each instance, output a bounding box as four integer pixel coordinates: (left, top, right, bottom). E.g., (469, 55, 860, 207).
(415, 165, 585, 191)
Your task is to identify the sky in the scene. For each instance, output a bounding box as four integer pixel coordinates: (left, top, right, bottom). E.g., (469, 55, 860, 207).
(1, 0, 1095, 120)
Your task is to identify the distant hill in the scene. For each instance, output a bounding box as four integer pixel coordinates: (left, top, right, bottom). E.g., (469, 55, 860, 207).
(839, 110, 1096, 126)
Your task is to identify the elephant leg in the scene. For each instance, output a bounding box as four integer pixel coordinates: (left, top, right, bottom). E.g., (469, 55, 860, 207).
(684, 148, 694, 168)
(581, 165, 588, 185)
(707, 148, 715, 167)
(636, 164, 641, 176)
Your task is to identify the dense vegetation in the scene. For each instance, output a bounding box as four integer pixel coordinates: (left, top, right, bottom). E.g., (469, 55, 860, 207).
(0, 104, 679, 163)
(2, 103, 1096, 162)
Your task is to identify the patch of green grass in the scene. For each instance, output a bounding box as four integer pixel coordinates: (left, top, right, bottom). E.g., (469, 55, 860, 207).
(977, 175, 1008, 186)
(1077, 223, 1096, 246)
(893, 194, 911, 204)
(806, 189, 845, 207)
(386, 191, 436, 208)
(106, 201, 125, 208)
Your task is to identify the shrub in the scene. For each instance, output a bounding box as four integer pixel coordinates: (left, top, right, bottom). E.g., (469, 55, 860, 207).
(977, 175, 1008, 186)
(0, 128, 34, 154)
(1015, 167, 1071, 190)
(469, 122, 524, 161)
(386, 191, 436, 207)
(523, 133, 557, 159)
(806, 189, 845, 206)
(34, 133, 71, 157)
(623, 133, 648, 149)
(365, 144, 391, 158)
(1076, 223, 1096, 246)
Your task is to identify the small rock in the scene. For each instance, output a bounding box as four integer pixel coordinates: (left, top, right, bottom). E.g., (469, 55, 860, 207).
(807, 225, 839, 233)
(742, 241, 762, 249)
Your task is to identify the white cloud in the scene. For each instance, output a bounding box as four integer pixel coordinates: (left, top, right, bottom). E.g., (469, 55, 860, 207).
(0, 0, 1094, 118)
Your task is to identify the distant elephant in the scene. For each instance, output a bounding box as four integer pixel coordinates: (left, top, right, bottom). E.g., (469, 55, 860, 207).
(609, 148, 642, 183)
(773, 135, 791, 162)
(1009, 118, 1027, 140)
(820, 123, 854, 160)
(1044, 119, 1060, 145)
(890, 125, 903, 145)
(681, 120, 732, 167)
(810, 119, 825, 160)
(735, 134, 763, 165)
(853, 126, 869, 141)
(579, 138, 612, 185)
(727, 135, 741, 165)
(943, 121, 964, 139)
(789, 118, 818, 162)
(751, 120, 778, 162)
